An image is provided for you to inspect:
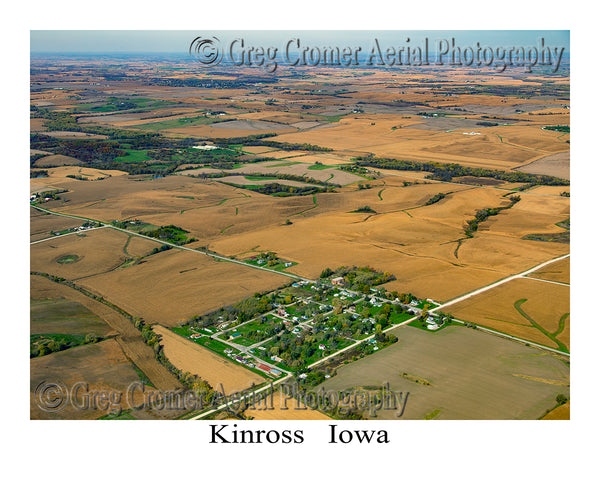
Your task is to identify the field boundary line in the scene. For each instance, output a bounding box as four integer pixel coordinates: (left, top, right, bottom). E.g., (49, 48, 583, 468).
(522, 276, 570, 287)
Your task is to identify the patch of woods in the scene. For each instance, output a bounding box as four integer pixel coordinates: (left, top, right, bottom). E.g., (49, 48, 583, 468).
(142, 225, 197, 246)
(424, 192, 447, 205)
(523, 218, 570, 244)
(212, 133, 333, 152)
(30, 332, 102, 358)
(351, 205, 376, 213)
(354, 155, 570, 186)
(463, 195, 521, 238)
(112, 221, 197, 246)
(30, 169, 49, 178)
(543, 125, 570, 133)
(223, 181, 333, 197)
(320, 266, 395, 293)
(195, 170, 340, 189)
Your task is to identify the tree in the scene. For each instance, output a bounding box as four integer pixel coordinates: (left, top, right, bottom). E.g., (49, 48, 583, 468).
(320, 267, 333, 278)
(85, 333, 99, 344)
(556, 394, 568, 405)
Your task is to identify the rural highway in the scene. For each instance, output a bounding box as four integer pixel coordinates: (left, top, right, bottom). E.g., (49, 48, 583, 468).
(430, 253, 570, 311)
(30, 225, 107, 244)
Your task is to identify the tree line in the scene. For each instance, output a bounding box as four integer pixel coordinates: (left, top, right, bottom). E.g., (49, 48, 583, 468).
(354, 155, 569, 186)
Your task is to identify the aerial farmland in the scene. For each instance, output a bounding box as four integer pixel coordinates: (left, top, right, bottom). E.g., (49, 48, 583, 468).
(29, 33, 570, 422)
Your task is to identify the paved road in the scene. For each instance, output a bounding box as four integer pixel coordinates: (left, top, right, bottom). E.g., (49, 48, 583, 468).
(30, 225, 107, 244)
(430, 253, 570, 312)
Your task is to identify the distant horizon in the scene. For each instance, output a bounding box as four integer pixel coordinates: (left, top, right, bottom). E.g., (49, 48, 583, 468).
(30, 30, 570, 54)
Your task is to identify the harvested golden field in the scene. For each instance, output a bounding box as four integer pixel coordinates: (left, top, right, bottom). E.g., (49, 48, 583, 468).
(528, 257, 570, 284)
(30, 117, 47, 131)
(30, 227, 131, 280)
(31, 166, 127, 182)
(240, 146, 279, 154)
(477, 208, 568, 238)
(81, 108, 207, 126)
(510, 193, 570, 216)
(41, 131, 108, 140)
(40, 172, 569, 307)
(319, 325, 569, 419)
(445, 277, 570, 351)
(194, 161, 364, 185)
(455, 233, 569, 272)
(210, 181, 569, 301)
(46, 175, 238, 222)
(289, 152, 357, 165)
(487, 125, 570, 152)
(528, 185, 570, 196)
(158, 123, 297, 138)
(217, 176, 314, 188)
(244, 391, 330, 420)
(268, 116, 564, 170)
(48, 174, 320, 243)
(256, 150, 313, 159)
(153, 325, 264, 394)
(78, 248, 288, 327)
(517, 151, 570, 180)
(31, 88, 81, 106)
(33, 154, 83, 167)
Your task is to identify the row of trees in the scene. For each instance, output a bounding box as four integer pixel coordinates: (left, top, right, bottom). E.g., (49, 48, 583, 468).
(354, 155, 570, 186)
(463, 195, 521, 237)
(226, 182, 330, 197)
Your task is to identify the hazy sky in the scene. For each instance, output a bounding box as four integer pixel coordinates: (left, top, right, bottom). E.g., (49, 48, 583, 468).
(30, 30, 569, 54)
